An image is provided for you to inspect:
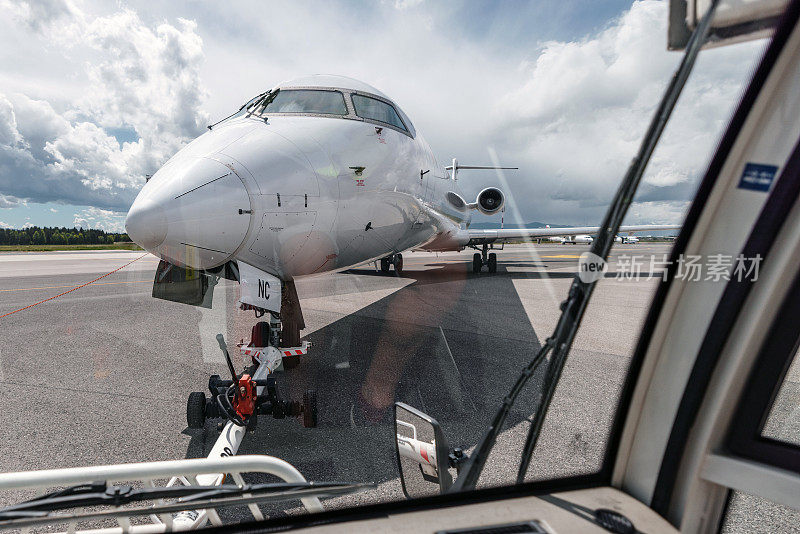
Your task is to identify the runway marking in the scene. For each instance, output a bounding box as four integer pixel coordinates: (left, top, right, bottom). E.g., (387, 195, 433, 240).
(0, 279, 152, 292)
(540, 254, 581, 259)
(0, 253, 148, 320)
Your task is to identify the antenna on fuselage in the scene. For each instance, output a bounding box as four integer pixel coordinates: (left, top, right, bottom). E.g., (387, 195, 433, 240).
(445, 158, 518, 181)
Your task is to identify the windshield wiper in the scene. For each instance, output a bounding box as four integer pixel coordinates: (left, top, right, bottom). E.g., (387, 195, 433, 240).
(451, 0, 721, 493)
(207, 90, 273, 130)
(0, 480, 367, 521)
(247, 89, 280, 118)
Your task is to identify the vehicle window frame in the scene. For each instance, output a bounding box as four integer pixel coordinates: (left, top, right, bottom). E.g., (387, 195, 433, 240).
(606, 1, 800, 516)
(725, 272, 800, 473)
(349, 91, 410, 136)
(160, 6, 800, 531)
(204, 9, 796, 522)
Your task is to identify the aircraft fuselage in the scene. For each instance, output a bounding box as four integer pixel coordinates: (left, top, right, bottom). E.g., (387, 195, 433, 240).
(125, 77, 471, 280)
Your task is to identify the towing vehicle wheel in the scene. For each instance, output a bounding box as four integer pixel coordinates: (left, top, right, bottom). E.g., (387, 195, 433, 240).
(472, 253, 482, 273)
(488, 252, 497, 273)
(380, 258, 390, 272)
(187, 391, 206, 429)
(393, 253, 403, 276)
(303, 389, 318, 428)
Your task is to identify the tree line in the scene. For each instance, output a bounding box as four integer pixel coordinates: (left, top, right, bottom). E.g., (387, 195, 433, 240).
(0, 226, 132, 245)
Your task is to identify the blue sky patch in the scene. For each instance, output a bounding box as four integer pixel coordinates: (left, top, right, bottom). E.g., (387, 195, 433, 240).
(105, 125, 140, 147)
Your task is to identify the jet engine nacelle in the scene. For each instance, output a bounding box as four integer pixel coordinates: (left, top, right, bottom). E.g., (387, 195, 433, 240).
(473, 187, 505, 215)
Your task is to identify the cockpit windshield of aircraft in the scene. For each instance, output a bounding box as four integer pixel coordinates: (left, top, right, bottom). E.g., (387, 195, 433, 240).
(1, 1, 799, 533)
(251, 90, 349, 115)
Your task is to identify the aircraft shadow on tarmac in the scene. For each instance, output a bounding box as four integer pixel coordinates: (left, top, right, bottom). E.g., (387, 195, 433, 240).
(183, 262, 549, 485)
(182, 261, 652, 489)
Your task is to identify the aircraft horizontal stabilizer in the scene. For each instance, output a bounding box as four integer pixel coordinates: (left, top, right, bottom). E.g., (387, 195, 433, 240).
(445, 158, 517, 181)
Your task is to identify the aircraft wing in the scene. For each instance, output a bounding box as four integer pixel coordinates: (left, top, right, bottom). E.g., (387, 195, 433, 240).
(465, 225, 680, 245)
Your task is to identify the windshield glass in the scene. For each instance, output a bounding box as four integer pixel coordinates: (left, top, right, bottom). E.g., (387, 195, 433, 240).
(252, 89, 347, 115)
(0, 1, 776, 532)
(352, 93, 406, 130)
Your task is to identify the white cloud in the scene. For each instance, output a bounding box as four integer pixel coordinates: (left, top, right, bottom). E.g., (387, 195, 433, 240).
(491, 1, 764, 223)
(49, 207, 58, 212)
(0, 94, 25, 147)
(0, 0, 80, 32)
(72, 206, 126, 232)
(0, 0, 765, 227)
(393, 0, 425, 9)
(0, 194, 25, 208)
(0, 221, 11, 228)
(0, 0, 208, 211)
(628, 200, 691, 224)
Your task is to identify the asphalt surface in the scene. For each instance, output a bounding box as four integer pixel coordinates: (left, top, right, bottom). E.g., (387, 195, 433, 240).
(0, 244, 796, 531)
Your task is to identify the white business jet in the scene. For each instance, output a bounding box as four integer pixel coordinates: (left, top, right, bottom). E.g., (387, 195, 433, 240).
(125, 74, 678, 326)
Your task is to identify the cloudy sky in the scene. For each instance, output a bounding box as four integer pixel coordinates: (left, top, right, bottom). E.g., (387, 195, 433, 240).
(0, 0, 767, 232)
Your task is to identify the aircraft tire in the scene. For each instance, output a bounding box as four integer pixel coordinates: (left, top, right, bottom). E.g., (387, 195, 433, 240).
(394, 253, 403, 276)
(187, 391, 206, 429)
(488, 253, 497, 273)
(472, 253, 482, 273)
(380, 258, 390, 272)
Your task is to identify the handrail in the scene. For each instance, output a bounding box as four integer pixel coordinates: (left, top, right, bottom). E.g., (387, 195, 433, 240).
(0, 455, 325, 533)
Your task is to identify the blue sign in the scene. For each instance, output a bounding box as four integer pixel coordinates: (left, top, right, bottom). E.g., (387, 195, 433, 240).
(739, 162, 778, 192)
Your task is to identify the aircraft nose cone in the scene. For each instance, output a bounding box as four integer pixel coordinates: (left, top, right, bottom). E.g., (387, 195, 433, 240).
(125, 156, 252, 270)
(125, 196, 167, 250)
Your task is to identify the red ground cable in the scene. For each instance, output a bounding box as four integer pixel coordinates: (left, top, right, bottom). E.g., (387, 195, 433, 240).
(0, 253, 148, 320)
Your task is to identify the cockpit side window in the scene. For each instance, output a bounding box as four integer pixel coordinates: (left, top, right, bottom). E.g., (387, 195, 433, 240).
(351, 94, 407, 132)
(258, 89, 348, 115)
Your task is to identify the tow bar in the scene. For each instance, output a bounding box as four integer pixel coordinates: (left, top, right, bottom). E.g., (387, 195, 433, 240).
(186, 313, 317, 440)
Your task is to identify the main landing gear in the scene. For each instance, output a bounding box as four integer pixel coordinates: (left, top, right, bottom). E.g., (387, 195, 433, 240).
(379, 253, 403, 276)
(187, 316, 317, 431)
(471, 243, 497, 274)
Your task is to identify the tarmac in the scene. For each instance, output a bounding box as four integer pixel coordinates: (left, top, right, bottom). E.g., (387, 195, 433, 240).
(0, 243, 794, 531)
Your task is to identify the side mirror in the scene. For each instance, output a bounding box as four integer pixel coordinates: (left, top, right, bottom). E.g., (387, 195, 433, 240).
(394, 402, 453, 497)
